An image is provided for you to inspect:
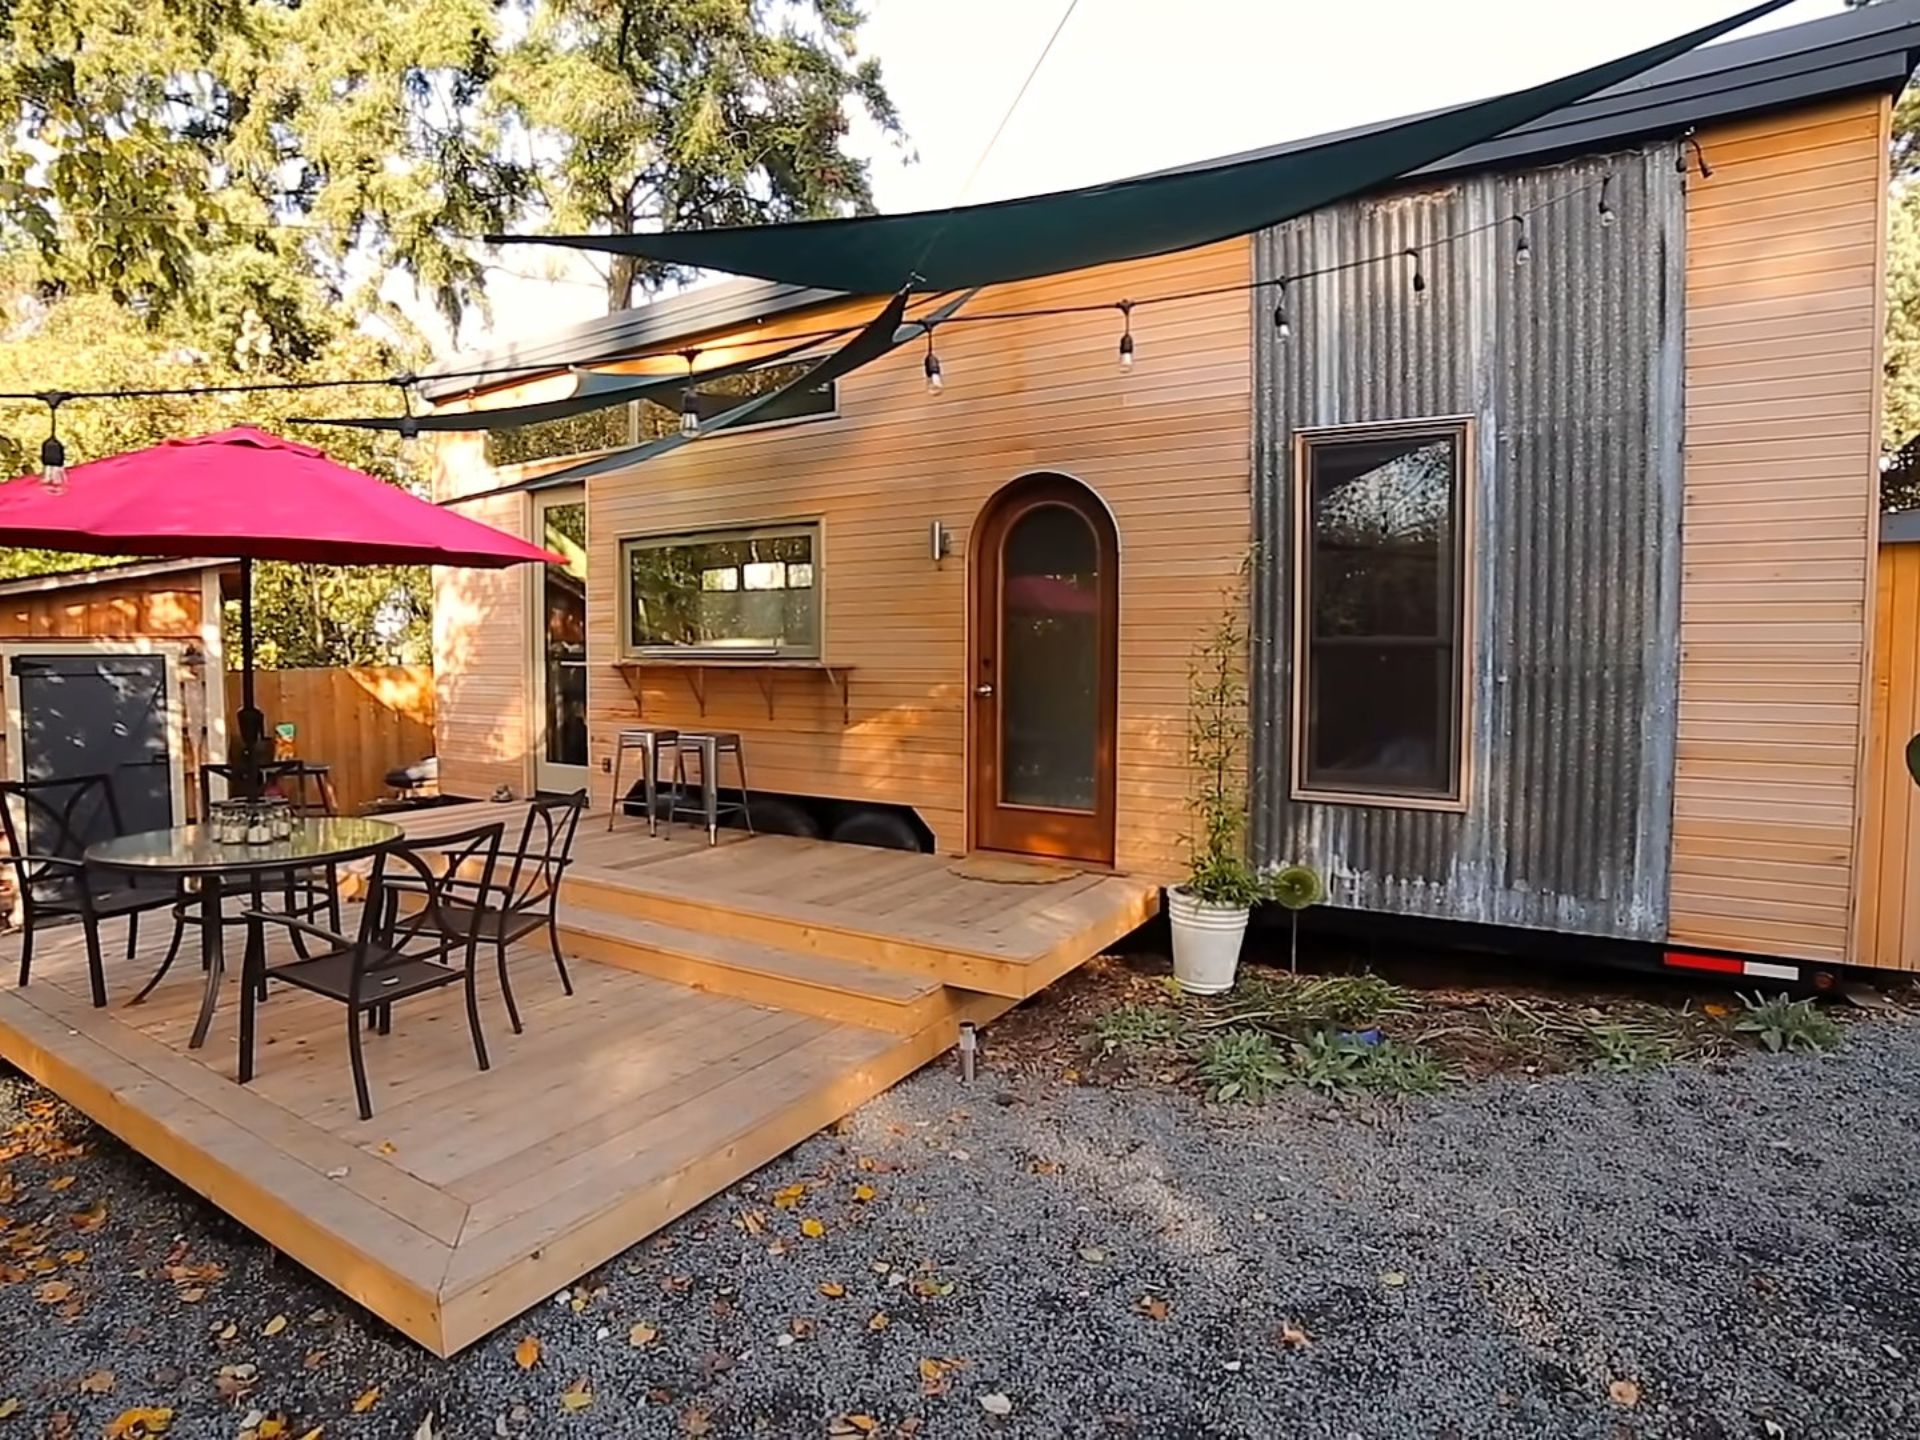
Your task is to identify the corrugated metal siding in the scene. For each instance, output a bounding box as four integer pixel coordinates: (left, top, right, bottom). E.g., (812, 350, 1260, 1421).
(1250, 147, 1685, 939)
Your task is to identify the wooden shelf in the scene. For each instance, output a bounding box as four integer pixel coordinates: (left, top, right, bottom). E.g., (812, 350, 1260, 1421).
(614, 658, 853, 725)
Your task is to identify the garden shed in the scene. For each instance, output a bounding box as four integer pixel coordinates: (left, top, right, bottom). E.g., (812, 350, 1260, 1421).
(0, 556, 233, 834)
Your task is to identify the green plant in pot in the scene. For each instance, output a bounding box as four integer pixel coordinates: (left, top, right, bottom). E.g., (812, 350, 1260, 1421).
(1170, 567, 1265, 994)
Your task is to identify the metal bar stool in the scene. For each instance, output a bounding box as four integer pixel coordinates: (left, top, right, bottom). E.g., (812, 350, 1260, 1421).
(608, 727, 679, 835)
(669, 731, 754, 845)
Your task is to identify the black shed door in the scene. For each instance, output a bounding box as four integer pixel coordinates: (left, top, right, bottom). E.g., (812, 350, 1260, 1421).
(12, 652, 175, 852)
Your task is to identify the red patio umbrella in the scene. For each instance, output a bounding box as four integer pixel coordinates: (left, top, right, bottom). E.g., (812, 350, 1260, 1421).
(0, 427, 560, 787)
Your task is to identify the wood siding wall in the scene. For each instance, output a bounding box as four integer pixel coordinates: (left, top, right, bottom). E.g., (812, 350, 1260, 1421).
(435, 243, 1253, 876)
(433, 443, 534, 802)
(251, 665, 436, 815)
(1668, 94, 1890, 963)
(1858, 540, 1920, 971)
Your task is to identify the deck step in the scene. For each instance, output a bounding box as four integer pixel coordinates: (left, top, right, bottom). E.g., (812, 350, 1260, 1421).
(555, 904, 953, 1034)
(563, 858, 1159, 999)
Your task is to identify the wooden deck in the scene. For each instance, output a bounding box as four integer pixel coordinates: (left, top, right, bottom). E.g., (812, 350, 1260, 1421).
(0, 806, 1158, 1354)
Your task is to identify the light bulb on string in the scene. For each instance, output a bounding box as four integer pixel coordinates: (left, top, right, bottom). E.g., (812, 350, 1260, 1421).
(1512, 215, 1531, 266)
(923, 327, 944, 393)
(1271, 278, 1292, 340)
(1404, 248, 1426, 298)
(37, 394, 68, 494)
(679, 350, 701, 435)
(1597, 174, 1616, 228)
(394, 374, 421, 452)
(1117, 300, 1135, 371)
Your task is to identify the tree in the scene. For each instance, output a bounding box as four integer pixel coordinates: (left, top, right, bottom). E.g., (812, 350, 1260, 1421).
(0, 0, 899, 661)
(0, 262, 432, 666)
(492, 0, 903, 310)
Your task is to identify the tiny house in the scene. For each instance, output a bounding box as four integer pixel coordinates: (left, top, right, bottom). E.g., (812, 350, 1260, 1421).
(427, 5, 1920, 979)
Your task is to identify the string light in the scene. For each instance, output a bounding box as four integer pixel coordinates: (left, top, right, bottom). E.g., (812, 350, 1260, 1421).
(678, 350, 700, 436)
(923, 326, 944, 393)
(1597, 174, 1615, 228)
(1512, 215, 1531, 266)
(1117, 300, 1135, 371)
(38, 395, 67, 494)
(394, 374, 420, 451)
(1271, 278, 1292, 340)
(1403, 248, 1426, 298)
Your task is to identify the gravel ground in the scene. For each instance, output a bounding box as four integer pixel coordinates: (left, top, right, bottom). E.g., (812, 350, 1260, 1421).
(5, 1006, 1920, 1440)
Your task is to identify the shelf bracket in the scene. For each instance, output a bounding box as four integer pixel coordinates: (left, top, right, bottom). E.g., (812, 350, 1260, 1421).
(754, 668, 777, 720)
(684, 666, 709, 717)
(824, 666, 850, 727)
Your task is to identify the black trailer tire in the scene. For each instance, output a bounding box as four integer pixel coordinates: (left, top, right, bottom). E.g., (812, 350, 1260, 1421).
(745, 795, 825, 839)
(829, 808, 927, 852)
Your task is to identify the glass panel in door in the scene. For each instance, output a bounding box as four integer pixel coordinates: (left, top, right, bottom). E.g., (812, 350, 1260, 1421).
(1000, 504, 1099, 811)
(535, 493, 589, 793)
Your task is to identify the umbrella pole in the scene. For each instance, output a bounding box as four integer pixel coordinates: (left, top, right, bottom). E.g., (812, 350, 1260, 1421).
(237, 556, 264, 800)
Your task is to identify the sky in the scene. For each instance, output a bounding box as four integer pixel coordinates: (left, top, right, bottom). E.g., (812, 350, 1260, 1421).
(462, 0, 1852, 350)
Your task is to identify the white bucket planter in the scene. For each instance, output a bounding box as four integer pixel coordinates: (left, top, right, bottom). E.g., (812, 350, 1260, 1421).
(1167, 887, 1252, 994)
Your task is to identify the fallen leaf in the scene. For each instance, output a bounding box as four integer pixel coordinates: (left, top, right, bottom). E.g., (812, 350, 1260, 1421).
(1608, 1379, 1641, 1408)
(628, 1323, 658, 1348)
(178, 1289, 206, 1304)
(1703, 1002, 1730, 1018)
(1134, 1296, 1170, 1322)
(262, 1315, 288, 1338)
(104, 1409, 172, 1439)
(788, 1316, 815, 1339)
(295, 1430, 321, 1440)
(679, 1410, 711, 1437)
(214, 1364, 258, 1402)
(351, 1388, 380, 1414)
(375, 1142, 397, 1157)
(256, 1419, 287, 1439)
(771, 1183, 806, 1210)
(558, 1378, 592, 1413)
(47, 1176, 75, 1193)
(800, 1218, 825, 1239)
(817, 1282, 846, 1299)
(852, 1184, 876, 1203)
(78, 1371, 114, 1394)
(740, 1210, 764, 1236)
(513, 1335, 540, 1370)
(978, 1393, 1013, 1417)
(867, 1311, 890, 1332)
(1379, 1270, 1407, 1288)
(1277, 1321, 1312, 1349)
(0, 1399, 18, 1419)
(1077, 1246, 1107, 1264)
(33, 1279, 72, 1304)
(68, 1201, 107, 1233)
(59, 1250, 86, 1265)
(841, 1419, 877, 1435)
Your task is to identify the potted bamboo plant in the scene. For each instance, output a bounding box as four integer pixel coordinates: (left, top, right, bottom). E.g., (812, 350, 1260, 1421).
(1170, 569, 1265, 993)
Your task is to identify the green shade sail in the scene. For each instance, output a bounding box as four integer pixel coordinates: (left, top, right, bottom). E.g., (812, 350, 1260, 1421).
(298, 330, 843, 435)
(489, 0, 1791, 294)
(454, 287, 970, 500)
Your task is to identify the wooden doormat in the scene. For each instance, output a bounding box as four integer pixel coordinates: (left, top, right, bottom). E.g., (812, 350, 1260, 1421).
(948, 855, 1081, 885)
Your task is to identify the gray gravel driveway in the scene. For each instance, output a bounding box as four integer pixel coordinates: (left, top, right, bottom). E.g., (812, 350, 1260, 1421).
(3, 1011, 1920, 1438)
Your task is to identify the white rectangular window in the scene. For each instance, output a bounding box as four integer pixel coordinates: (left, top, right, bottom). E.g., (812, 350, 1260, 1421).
(624, 523, 821, 658)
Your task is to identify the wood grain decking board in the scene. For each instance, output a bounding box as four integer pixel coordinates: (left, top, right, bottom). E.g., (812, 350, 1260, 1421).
(0, 821, 1150, 1353)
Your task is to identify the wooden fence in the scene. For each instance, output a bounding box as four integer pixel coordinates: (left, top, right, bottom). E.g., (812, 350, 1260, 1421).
(249, 665, 435, 815)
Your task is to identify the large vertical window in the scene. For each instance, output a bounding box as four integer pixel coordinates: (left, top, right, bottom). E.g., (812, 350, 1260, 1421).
(1294, 420, 1470, 804)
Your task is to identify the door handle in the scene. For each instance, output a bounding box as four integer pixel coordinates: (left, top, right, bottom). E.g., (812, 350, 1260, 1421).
(975, 684, 994, 698)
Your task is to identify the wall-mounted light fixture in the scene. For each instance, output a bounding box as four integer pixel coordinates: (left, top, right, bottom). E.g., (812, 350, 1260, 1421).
(930, 518, 952, 563)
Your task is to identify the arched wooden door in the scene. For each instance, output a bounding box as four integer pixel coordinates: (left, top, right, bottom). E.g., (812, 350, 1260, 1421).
(970, 474, 1119, 865)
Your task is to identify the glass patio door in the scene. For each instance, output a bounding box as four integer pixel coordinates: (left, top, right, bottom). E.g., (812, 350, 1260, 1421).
(534, 489, 589, 794)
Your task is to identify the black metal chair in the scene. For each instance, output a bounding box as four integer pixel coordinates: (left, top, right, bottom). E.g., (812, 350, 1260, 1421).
(237, 819, 505, 1120)
(393, 791, 588, 1035)
(0, 774, 186, 1007)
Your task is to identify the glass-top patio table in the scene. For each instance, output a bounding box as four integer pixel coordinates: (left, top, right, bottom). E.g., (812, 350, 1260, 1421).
(86, 817, 401, 1051)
